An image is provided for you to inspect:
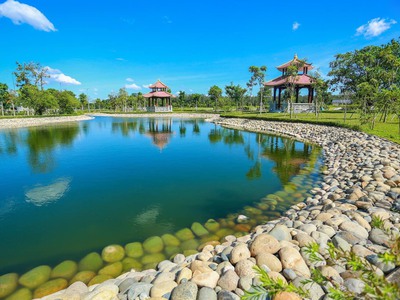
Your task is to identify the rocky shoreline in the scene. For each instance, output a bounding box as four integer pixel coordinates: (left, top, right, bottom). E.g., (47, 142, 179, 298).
(4, 116, 400, 300)
(0, 115, 93, 129)
(89, 113, 219, 120)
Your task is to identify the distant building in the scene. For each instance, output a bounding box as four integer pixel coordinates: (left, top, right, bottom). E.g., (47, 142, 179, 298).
(143, 80, 175, 112)
(332, 99, 352, 105)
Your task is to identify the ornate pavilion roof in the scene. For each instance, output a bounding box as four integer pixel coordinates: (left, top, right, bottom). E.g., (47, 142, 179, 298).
(149, 80, 168, 89)
(276, 54, 313, 71)
(264, 74, 314, 87)
(143, 91, 175, 98)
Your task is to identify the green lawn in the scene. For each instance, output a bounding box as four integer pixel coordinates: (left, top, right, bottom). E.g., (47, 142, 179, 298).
(220, 110, 400, 144)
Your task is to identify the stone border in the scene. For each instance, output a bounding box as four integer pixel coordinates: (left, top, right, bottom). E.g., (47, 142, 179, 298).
(0, 115, 94, 130)
(23, 117, 400, 299)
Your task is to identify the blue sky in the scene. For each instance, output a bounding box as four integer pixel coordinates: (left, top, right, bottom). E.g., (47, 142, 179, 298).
(0, 0, 399, 99)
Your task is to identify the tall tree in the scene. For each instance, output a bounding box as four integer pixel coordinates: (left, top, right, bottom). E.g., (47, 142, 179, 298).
(0, 83, 8, 116)
(248, 66, 267, 113)
(79, 93, 88, 111)
(225, 83, 247, 110)
(311, 70, 329, 119)
(208, 85, 222, 111)
(118, 88, 129, 112)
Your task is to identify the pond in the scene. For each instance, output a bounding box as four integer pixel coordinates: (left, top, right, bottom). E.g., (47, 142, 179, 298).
(0, 117, 322, 299)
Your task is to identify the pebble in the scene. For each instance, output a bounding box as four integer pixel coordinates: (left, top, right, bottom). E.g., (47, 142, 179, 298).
(170, 281, 198, 300)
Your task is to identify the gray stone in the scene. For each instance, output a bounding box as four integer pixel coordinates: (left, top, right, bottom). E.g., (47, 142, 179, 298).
(170, 281, 198, 300)
(369, 229, 390, 247)
(282, 269, 298, 281)
(366, 255, 396, 273)
(217, 270, 239, 291)
(127, 282, 153, 300)
(238, 276, 252, 291)
(339, 221, 369, 239)
(332, 236, 351, 252)
(230, 243, 251, 264)
(217, 290, 240, 300)
(292, 277, 325, 300)
(269, 225, 292, 241)
(197, 287, 217, 300)
(344, 278, 365, 294)
(119, 278, 138, 294)
(334, 231, 363, 245)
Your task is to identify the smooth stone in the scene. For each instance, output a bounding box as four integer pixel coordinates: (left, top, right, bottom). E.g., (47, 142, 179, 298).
(238, 276, 252, 291)
(19, 265, 51, 289)
(282, 269, 298, 281)
(332, 236, 351, 252)
(176, 228, 195, 241)
(177, 267, 193, 283)
(204, 219, 220, 233)
(250, 234, 280, 256)
(70, 271, 96, 285)
(191, 222, 209, 237)
(197, 287, 217, 300)
(366, 255, 396, 273)
(165, 246, 182, 258)
(269, 225, 292, 241)
(191, 271, 219, 288)
(102, 244, 125, 263)
(65, 281, 88, 294)
(51, 260, 78, 280)
(0, 273, 18, 298)
(181, 239, 200, 251)
(125, 242, 144, 258)
(352, 245, 375, 257)
(256, 253, 282, 272)
(217, 270, 239, 291)
(118, 277, 137, 294)
(334, 231, 363, 245)
(344, 278, 365, 294)
(217, 290, 240, 300)
(268, 271, 287, 284)
(279, 247, 310, 278)
(369, 228, 390, 246)
(292, 277, 324, 300)
(143, 236, 164, 254)
(171, 281, 198, 300)
(152, 272, 175, 285)
(84, 284, 119, 300)
(33, 278, 68, 298)
(298, 224, 317, 235)
(79, 252, 104, 272)
(150, 280, 177, 298)
(230, 243, 251, 264)
(4, 288, 32, 300)
(386, 267, 400, 287)
(294, 232, 315, 247)
(234, 259, 256, 278)
(98, 261, 123, 277)
(339, 221, 369, 239)
(88, 274, 113, 286)
(162, 234, 181, 247)
(122, 257, 143, 272)
(274, 291, 302, 300)
(127, 282, 153, 300)
(141, 253, 166, 265)
(318, 225, 336, 238)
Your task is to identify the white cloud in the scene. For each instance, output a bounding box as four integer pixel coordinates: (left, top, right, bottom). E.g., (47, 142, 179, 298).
(143, 84, 151, 88)
(116, 57, 126, 61)
(45, 67, 81, 85)
(126, 78, 134, 82)
(292, 22, 300, 31)
(0, 0, 56, 32)
(163, 16, 172, 24)
(125, 83, 141, 90)
(356, 18, 397, 38)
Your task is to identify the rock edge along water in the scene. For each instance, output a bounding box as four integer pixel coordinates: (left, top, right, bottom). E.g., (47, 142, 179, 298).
(6, 117, 400, 300)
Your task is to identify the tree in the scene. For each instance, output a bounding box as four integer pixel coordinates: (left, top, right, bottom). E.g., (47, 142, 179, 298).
(225, 83, 247, 110)
(117, 88, 129, 112)
(58, 90, 79, 114)
(248, 66, 267, 113)
(191, 93, 202, 110)
(208, 85, 222, 111)
(13, 62, 49, 90)
(79, 93, 88, 111)
(0, 83, 9, 116)
(311, 70, 329, 119)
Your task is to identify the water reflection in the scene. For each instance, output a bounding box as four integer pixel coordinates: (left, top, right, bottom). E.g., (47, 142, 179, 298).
(25, 177, 72, 206)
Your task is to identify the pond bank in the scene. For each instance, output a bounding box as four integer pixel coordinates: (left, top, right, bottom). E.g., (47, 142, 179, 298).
(7, 116, 400, 300)
(0, 115, 93, 129)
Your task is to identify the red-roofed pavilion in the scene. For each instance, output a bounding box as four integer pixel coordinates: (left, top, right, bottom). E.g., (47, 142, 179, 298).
(143, 80, 175, 112)
(264, 55, 315, 111)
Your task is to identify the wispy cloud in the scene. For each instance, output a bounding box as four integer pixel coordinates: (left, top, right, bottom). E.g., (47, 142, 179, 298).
(126, 78, 134, 82)
(116, 57, 126, 61)
(163, 16, 172, 24)
(292, 21, 300, 31)
(0, 0, 56, 32)
(125, 83, 141, 90)
(45, 67, 81, 85)
(121, 17, 135, 25)
(356, 17, 396, 38)
(143, 84, 151, 88)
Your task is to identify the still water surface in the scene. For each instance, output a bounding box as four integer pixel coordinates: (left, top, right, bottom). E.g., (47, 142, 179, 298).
(0, 117, 317, 274)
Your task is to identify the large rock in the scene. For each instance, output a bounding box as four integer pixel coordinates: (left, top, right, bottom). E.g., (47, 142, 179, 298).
(235, 259, 256, 278)
(78, 252, 103, 272)
(197, 287, 217, 300)
(162, 234, 181, 247)
(171, 281, 198, 300)
(217, 270, 239, 291)
(191, 271, 219, 288)
(150, 280, 178, 298)
(176, 228, 195, 241)
(256, 253, 282, 272)
(143, 236, 164, 254)
(230, 243, 251, 264)
(294, 232, 315, 247)
(4, 288, 32, 300)
(177, 267, 193, 283)
(141, 253, 166, 266)
(339, 221, 369, 239)
(204, 219, 220, 233)
(101, 244, 125, 262)
(127, 282, 153, 300)
(69, 271, 96, 285)
(18, 265, 51, 289)
(0, 273, 18, 298)
(250, 234, 280, 256)
(279, 247, 310, 278)
(191, 222, 209, 237)
(369, 228, 390, 246)
(269, 225, 292, 241)
(125, 242, 144, 258)
(51, 260, 78, 280)
(217, 290, 240, 300)
(98, 261, 123, 277)
(33, 278, 68, 298)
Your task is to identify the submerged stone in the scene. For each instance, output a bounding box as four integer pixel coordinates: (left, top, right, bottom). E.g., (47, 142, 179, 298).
(122, 257, 143, 272)
(33, 278, 68, 298)
(191, 222, 209, 237)
(99, 261, 123, 277)
(51, 260, 78, 280)
(4, 288, 32, 300)
(88, 274, 113, 286)
(141, 253, 166, 265)
(162, 234, 181, 247)
(165, 246, 182, 258)
(18, 265, 51, 289)
(101, 244, 125, 263)
(215, 228, 235, 238)
(183, 249, 198, 256)
(181, 239, 200, 251)
(125, 242, 144, 258)
(176, 228, 195, 241)
(0, 273, 18, 298)
(69, 270, 96, 285)
(143, 236, 164, 254)
(204, 219, 220, 233)
(78, 252, 103, 272)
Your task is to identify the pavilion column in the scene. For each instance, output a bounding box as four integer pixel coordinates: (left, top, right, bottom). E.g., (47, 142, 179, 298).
(273, 87, 277, 109)
(278, 88, 282, 110)
(295, 87, 299, 103)
(308, 87, 312, 103)
(310, 88, 314, 103)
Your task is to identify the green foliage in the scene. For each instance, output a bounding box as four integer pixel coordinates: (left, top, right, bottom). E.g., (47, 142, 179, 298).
(248, 66, 267, 113)
(225, 82, 247, 110)
(371, 215, 385, 230)
(208, 85, 223, 110)
(58, 90, 79, 114)
(303, 242, 324, 263)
